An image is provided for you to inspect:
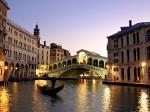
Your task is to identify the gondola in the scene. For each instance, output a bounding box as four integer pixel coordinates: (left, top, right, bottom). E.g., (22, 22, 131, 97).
(38, 84, 64, 96)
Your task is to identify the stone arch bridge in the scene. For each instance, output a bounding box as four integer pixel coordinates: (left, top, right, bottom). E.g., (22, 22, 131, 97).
(36, 49, 107, 79)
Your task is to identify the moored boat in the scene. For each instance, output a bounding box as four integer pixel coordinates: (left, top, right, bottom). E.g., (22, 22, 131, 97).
(38, 84, 64, 96)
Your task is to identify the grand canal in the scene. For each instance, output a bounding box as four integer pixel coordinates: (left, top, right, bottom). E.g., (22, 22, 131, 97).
(0, 80, 150, 112)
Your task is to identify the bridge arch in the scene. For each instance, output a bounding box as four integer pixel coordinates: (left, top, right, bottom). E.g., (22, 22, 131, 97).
(67, 60, 71, 65)
(58, 65, 106, 79)
(53, 64, 57, 69)
(58, 63, 62, 68)
(93, 59, 98, 66)
(72, 58, 77, 64)
(99, 60, 104, 68)
(60, 67, 88, 78)
(37, 49, 107, 79)
(88, 58, 93, 65)
(49, 65, 52, 70)
(63, 61, 66, 67)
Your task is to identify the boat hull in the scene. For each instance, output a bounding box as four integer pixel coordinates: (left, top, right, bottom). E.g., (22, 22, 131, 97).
(38, 85, 64, 96)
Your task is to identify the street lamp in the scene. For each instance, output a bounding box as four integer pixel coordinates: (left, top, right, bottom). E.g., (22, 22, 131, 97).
(4, 66, 8, 70)
(141, 62, 146, 67)
(106, 65, 109, 69)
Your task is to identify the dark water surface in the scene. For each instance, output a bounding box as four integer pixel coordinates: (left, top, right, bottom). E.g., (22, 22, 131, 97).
(0, 80, 150, 112)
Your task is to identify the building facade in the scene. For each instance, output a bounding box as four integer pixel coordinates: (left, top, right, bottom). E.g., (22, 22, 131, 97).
(50, 43, 70, 64)
(0, 0, 52, 82)
(107, 20, 150, 83)
(38, 41, 50, 65)
(0, 0, 71, 83)
(0, 0, 9, 83)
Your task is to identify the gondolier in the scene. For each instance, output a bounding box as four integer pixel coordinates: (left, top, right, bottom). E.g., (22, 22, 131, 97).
(51, 77, 56, 88)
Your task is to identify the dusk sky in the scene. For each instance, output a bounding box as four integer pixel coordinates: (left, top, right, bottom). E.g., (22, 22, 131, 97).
(6, 0, 150, 56)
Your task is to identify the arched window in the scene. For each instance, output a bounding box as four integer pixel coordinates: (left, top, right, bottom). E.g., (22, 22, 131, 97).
(127, 50, 130, 62)
(147, 46, 150, 60)
(134, 67, 137, 81)
(137, 67, 141, 80)
(148, 67, 150, 81)
(133, 33, 136, 44)
(121, 37, 123, 48)
(31, 64, 34, 69)
(133, 48, 136, 61)
(127, 67, 130, 81)
(25, 65, 28, 70)
(99, 60, 104, 68)
(21, 64, 24, 69)
(137, 48, 140, 60)
(5, 62, 8, 67)
(121, 68, 124, 80)
(145, 30, 150, 41)
(136, 32, 139, 43)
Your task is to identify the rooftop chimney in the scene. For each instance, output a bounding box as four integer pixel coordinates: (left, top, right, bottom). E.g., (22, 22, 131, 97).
(44, 41, 46, 46)
(129, 20, 132, 27)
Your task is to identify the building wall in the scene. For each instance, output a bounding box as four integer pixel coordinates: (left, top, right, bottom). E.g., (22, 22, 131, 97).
(3, 19, 39, 79)
(107, 21, 150, 83)
(0, 0, 52, 80)
(38, 42, 50, 65)
(0, 0, 9, 82)
(50, 43, 71, 64)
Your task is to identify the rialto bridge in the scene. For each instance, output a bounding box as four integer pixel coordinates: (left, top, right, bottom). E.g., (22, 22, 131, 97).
(36, 49, 108, 79)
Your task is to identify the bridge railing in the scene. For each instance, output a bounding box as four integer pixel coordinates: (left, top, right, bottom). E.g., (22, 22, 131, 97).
(48, 64, 106, 73)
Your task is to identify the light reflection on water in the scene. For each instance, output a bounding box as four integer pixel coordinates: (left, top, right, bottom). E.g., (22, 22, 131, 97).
(102, 86, 111, 112)
(0, 80, 150, 112)
(0, 87, 9, 112)
(139, 90, 150, 112)
(76, 79, 88, 112)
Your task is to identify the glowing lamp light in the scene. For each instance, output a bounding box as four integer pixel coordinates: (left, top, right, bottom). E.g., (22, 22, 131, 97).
(106, 65, 109, 69)
(141, 62, 146, 67)
(80, 74, 83, 77)
(4, 66, 8, 70)
(15, 67, 18, 70)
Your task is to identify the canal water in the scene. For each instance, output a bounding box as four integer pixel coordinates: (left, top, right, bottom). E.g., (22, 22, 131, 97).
(0, 80, 150, 112)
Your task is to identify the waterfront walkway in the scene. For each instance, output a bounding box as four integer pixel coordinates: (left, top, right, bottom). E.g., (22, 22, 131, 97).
(103, 81, 150, 88)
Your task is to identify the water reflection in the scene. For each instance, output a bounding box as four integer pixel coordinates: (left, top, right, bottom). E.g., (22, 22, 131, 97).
(0, 80, 150, 112)
(12, 82, 18, 93)
(35, 80, 48, 87)
(102, 86, 111, 112)
(0, 87, 9, 112)
(76, 79, 88, 112)
(92, 79, 96, 95)
(138, 90, 150, 112)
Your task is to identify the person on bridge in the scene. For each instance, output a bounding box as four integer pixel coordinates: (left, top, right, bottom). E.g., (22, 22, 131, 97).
(51, 77, 56, 88)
